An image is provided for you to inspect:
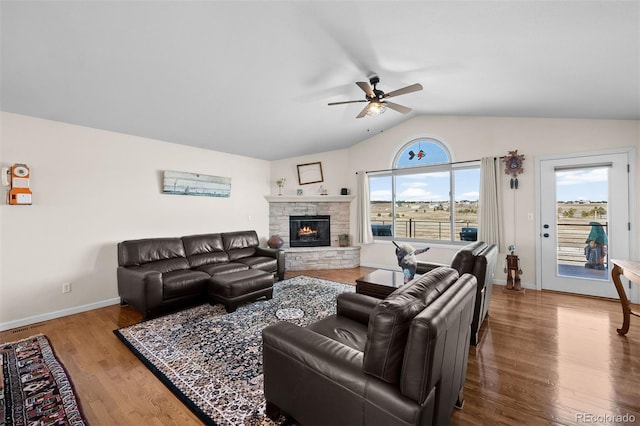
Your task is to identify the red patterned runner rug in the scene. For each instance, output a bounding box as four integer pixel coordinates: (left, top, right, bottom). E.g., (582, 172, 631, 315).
(1, 334, 86, 425)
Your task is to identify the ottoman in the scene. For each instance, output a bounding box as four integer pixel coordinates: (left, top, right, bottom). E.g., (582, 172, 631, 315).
(208, 269, 274, 312)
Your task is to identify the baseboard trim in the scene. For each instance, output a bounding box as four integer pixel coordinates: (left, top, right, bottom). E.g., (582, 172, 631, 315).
(492, 278, 536, 289)
(0, 297, 121, 332)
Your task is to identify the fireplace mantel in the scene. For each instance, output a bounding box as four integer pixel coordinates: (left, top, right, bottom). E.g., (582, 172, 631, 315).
(265, 195, 355, 203)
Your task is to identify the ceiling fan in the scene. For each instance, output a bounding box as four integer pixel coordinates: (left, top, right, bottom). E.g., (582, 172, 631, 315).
(328, 76, 423, 118)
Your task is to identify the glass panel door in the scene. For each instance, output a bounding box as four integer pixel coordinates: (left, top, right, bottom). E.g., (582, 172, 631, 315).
(539, 152, 630, 299)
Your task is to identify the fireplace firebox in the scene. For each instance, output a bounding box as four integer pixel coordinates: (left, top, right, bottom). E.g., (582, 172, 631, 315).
(289, 215, 330, 247)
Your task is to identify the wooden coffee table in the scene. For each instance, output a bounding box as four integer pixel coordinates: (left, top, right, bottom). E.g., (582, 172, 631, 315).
(356, 269, 406, 299)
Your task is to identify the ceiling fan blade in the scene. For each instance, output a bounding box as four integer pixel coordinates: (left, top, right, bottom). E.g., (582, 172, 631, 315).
(328, 100, 368, 106)
(384, 101, 412, 114)
(383, 83, 423, 99)
(356, 104, 371, 119)
(356, 81, 375, 98)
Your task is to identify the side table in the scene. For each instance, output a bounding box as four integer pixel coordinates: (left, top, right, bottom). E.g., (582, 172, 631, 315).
(610, 259, 640, 335)
(355, 269, 406, 299)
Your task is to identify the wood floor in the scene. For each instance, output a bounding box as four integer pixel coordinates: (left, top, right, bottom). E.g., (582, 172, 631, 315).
(2, 267, 639, 425)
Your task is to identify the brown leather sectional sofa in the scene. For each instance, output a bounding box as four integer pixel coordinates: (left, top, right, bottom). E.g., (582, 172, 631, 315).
(262, 267, 477, 425)
(117, 230, 284, 318)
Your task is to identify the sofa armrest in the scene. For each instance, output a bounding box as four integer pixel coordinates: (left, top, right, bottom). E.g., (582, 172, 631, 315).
(416, 261, 448, 275)
(255, 246, 280, 258)
(262, 321, 366, 422)
(263, 322, 364, 384)
(255, 246, 285, 280)
(116, 266, 163, 316)
(336, 292, 380, 325)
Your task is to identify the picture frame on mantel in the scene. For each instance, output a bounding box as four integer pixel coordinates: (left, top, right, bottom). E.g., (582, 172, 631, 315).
(297, 162, 324, 185)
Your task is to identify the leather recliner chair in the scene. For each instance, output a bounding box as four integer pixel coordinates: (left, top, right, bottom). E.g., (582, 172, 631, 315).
(262, 267, 477, 426)
(416, 241, 498, 346)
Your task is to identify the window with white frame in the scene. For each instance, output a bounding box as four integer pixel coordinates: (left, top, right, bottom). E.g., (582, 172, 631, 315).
(369, 139, 480, 242)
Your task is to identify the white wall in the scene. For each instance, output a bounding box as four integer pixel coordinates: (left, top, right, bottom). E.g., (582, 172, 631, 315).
(0, 112, 271, 329)
(278, 115, 640, 287)
(269, 149, 353, 198)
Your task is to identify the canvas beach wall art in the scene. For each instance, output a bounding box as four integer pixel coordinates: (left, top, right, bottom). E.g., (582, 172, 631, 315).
(163, 170, 231, 197)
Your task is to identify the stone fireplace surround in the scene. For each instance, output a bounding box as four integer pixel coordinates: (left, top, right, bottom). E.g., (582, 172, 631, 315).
(265, 196, 360, 271)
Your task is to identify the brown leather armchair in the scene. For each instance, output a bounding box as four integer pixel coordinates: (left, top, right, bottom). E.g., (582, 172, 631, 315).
(416, 241, 498, 346)
(262, 267, 477, 426)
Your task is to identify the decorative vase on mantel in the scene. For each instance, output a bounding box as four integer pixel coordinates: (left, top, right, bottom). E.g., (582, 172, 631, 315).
(267, 235, 284, 249)
(276, 178, 286, 196)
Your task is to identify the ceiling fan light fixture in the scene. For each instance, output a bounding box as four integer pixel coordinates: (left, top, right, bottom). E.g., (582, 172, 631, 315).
(367, 101, 386, 116)
(329, 76, 421, 119)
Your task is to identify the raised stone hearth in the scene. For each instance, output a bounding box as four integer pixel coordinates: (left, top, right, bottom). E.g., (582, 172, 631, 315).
(265, 195, 360, 270)
(284, 246, 360, 271)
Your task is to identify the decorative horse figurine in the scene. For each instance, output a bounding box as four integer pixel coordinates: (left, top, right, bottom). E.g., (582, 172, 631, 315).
(393, 241, 430, 284)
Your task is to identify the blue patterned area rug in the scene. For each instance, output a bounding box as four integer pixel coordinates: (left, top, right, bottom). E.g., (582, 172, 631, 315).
(1, 334, 86, 425)
(114, 275, 355, 425)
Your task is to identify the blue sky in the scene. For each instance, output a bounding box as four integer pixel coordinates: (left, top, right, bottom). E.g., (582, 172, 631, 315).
(370, 169, 480, 202)
(370, 168, 608, 203)
(369, 141, 481, 202)
(555, 168, 608, 202)
(370, 141, 609, 203)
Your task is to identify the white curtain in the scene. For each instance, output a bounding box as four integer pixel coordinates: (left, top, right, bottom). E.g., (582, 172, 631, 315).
(356, 171, 374, 244)
(478, 157, 505, 252)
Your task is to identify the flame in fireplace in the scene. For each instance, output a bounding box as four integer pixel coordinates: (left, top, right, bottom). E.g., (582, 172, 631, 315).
(297, 226, 318, 237)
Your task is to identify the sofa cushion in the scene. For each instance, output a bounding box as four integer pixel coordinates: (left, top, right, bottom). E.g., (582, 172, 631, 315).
(162, 269, 210, 299)
(194, 262, 249, 276)
(222, 231, 259, 261)
(207, 269, 273, 299)
(139, 258, 191, 274)
(237, 256, 277, 272)
(118, 238, 190, 273)
(362, 267, 460, 384)
(182, 233, 230, 267)
(307, 315, 369, 352)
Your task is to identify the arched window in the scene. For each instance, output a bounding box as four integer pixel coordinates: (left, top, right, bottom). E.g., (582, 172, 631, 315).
(369, 138, 480, 243)
(394, 139, 450, 168)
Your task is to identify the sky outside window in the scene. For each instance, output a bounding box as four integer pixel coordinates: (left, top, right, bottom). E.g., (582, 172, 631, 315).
(372, 165, 607, 202)
(556, 168, 608, 202)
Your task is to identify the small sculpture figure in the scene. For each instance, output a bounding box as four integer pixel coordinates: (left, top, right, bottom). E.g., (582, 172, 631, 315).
(276, 178, 286, 196)
(392, 241, 430, 284)
(408, 149, 425, 160)
(505, 244, 523, 291)
(584, 222, 608, 270)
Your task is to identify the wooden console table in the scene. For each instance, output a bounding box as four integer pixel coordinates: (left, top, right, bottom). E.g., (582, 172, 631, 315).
(610, 259, 640, 335)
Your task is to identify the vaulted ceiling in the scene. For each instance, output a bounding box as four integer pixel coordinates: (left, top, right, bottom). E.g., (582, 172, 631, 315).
(1, 1, 639, 160)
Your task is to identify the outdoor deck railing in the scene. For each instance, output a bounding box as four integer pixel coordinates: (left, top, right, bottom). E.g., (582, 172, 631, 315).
(370, 218, 477, 240)
(370, 220, 608, 267)
(556, 222, 608, 266)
